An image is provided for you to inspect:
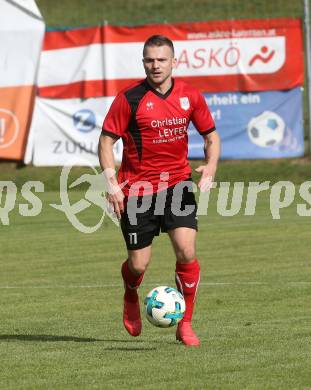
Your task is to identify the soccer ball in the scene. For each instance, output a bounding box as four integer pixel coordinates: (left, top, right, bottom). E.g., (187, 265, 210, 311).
(144, 286, 185, 328)
(247, 111, 285, 148)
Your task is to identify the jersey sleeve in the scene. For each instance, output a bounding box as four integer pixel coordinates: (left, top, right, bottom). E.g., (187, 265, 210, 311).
(191, 91, 216, 136)
(102, 93, 131, 139)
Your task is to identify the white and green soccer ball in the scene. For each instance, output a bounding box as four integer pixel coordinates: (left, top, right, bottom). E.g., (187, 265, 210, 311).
(144, 286, 185, 328)
(247, 111, 286, 148)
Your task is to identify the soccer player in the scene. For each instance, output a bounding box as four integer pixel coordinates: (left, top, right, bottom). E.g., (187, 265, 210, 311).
(98, 35, 220, 346)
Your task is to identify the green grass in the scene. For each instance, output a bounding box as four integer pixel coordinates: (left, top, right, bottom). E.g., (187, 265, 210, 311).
(0, 188, 310, 389)
(36, 0, 303, 27)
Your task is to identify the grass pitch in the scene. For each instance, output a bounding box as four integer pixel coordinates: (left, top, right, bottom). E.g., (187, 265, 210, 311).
(36, 0, 303, 26)
(0, 182, 310, 389)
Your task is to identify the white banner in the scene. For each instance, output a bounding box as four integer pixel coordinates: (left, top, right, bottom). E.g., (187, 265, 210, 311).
(25, 97, 123, 166)
(37, 37, 285, 90)
(105, 37, 285, 79)
(38, 43, 105, 88)
(0, 0, 45, 160)
(0, 0, 44, 87)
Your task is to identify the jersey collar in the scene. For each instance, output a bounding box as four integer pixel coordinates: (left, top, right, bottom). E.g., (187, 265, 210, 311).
(144, 78, 174, 100)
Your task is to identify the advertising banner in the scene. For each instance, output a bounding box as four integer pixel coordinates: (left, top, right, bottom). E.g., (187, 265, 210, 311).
(104, 18, 303, 96)
(27, 88, 303, 166)
(24, 97, 123, 166)
(189, 87, 304, 159)
(0, 0, 45, 160)
(25, 17, 305, 165)
(37, 18, 304, 99)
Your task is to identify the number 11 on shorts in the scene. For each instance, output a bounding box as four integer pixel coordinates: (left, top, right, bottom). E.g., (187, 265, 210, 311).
(129, 232, 137, 245)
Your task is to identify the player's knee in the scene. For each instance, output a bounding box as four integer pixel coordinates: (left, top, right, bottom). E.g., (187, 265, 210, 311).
(131, 262, 149, 275)
(128, 256, 150, 275)
(176, 247, 196, 263)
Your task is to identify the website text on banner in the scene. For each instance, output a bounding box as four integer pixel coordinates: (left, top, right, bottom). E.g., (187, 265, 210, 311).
(0, 1, 45, 160)
(38, 18, 303, 99)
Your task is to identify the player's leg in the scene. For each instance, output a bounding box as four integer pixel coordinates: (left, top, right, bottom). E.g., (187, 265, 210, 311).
(121, 246, 152, 337)
(168, 227, 201, 346)
(121, 245, 152, 302)
(169, 227, 200, 324)
(162, 179, 201, 346)
(120, 195, 159, 337)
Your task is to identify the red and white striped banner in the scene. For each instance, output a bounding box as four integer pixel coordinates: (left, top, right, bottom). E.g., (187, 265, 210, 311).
(37, 18, 304, 99)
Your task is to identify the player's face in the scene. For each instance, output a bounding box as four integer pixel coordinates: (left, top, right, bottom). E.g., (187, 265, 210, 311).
(143, 45, 176, 88)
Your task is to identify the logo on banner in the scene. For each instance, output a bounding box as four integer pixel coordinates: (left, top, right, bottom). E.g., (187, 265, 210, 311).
(247, 111, 285, 148)
(248, 45, 275, 67)
(73, 109, 96, 133)
(0, 109, 20, 149)
(180, 97, 190, 111)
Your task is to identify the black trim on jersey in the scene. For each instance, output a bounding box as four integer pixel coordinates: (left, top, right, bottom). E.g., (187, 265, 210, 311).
(200, 127, 216, 136)
(144, 78, 174, 100)
(101, 129, 120, 140)
(124, 81, 150, 161)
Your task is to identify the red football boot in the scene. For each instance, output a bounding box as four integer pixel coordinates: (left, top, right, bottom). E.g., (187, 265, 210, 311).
(176, 321, 200, 346)
(123, 291, 142, 337)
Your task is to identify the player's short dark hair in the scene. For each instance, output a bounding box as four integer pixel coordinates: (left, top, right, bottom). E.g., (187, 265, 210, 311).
(143, 35, 175, 57)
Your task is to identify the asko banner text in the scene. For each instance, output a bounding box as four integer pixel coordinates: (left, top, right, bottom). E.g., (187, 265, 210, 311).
(38, 18, 304, 99)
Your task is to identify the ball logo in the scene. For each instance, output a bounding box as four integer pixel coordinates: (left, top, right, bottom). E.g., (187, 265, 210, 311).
(247, 111, 285, 148)
(73, 109, 96, 133)
(0, 109, 19, 149)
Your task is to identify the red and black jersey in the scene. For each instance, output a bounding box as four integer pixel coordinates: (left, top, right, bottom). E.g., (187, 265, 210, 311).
(102, 78, 215, 196)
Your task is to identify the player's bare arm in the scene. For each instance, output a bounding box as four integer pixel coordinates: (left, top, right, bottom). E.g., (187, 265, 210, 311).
(195, 130, 221, 192)
(98, 134, 124, 219)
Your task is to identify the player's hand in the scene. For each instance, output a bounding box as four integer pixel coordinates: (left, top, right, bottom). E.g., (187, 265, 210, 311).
(106, 185, 125, 219)
(102, 168, 126, 219)
(195, 164, 217, 192)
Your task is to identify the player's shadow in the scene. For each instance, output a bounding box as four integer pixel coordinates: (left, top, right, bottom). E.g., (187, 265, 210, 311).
(100, 337, 178, 350)
(102, 346, 157, 351)
(0, 334, 101, 342)
(0, 335, 174, 350)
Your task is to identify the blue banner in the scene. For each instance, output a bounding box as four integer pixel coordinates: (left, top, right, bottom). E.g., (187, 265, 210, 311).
(189, 87, 304, 159)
